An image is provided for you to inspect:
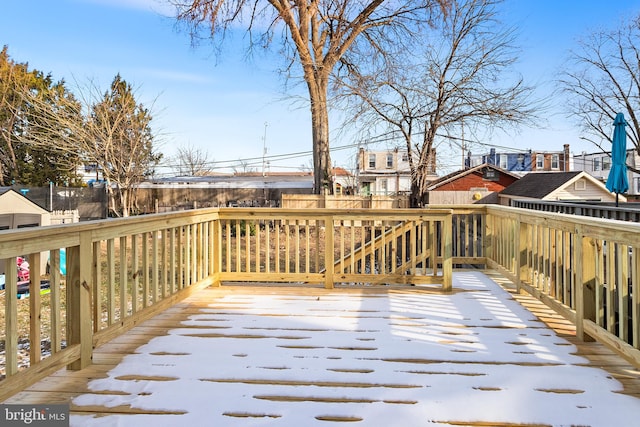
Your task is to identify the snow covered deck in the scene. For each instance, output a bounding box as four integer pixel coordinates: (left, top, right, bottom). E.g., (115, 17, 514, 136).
(5, 270, 640, 427)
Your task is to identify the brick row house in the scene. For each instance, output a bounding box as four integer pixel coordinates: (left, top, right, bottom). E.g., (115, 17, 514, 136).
(467, 144, 572, 173)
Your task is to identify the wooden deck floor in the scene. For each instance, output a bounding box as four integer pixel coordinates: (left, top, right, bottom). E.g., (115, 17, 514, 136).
(3, 270, 640, 426)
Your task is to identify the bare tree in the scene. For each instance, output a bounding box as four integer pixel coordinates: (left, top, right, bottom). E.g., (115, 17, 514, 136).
(15, 75, 162, 217)
(232, 159, 256, 174)
(560, 14, 640, 171)
(173, 143, 213, 175)
(336, 0, 536, 206)
(170, 0, 449, 194)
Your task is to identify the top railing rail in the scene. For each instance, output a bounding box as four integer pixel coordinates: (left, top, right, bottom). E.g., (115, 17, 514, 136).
(513, 199, 640, 222)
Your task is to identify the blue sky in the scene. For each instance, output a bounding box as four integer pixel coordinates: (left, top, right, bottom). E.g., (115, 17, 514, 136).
(1, 0, 639, 175)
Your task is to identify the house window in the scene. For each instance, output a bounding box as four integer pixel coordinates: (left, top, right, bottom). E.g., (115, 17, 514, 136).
(636, 177, 640, 193)
(380, 178, 388, 194)
(593, 158, 600, 171)
(499, 154, 508, 169)
(602, 156, 611, 171)
(386, 153, 394, 168)
(536, 154, 544, 169)
(483, 168, 498, 181)
(401, 153, 409, 162)
(368, 154, 376, 169)
(551, 154, 559, 170)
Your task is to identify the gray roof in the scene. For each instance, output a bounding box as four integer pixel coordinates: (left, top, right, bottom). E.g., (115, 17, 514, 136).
(139, 175, 314, 190)
(499, 171, 582, 198)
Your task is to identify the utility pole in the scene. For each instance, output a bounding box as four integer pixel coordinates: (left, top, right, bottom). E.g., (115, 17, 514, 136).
(262, 122, 268, 177)
(461, 122, 466, 169)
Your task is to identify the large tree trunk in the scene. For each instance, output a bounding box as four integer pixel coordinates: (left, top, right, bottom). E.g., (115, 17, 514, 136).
(409, 132, 436, 207)
(308, 77, 333, 195)
(119, 188, 130, 218)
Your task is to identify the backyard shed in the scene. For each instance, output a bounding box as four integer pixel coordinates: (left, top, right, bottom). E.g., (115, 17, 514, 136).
(0, 188, 51, 275)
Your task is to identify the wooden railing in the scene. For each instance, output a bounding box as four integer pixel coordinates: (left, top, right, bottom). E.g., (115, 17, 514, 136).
(485, 205, 640, 368)
(1, 205, 639, 402)
(513, 199, 640, 222)
(216, 209, 453, 286)
(0, 208, 453, 401)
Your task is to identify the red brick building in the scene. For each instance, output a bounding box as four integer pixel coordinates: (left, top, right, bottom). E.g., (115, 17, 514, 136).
(425, 164, 520, 204)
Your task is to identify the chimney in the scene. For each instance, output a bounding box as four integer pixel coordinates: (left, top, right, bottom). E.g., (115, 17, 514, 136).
(489, 148, 496, 165)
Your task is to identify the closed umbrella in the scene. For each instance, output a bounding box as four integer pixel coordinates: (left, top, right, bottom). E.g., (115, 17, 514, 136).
(605, 112, 629, 206)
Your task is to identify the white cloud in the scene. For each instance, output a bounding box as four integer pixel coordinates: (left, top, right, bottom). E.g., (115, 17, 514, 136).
(78, 0, 175, 16)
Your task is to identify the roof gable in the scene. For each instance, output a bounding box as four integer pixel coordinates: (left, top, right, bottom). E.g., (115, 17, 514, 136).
(499, 171, 623, 202)
(499, 172, 582, 198)
(427, 163, 520, 190)
(0, 188, 48, 214)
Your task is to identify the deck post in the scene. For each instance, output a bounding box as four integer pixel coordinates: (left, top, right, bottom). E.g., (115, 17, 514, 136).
(66, 232, 94, 370)
(5, 257, 18, 376)
(483, 209, 492, 267)
(574, 226, 596, 341)
(442, 213, 453, 292)
(29, 252, 42, 365)
(211, 218, 222, 286)
(517, 216, 527, 294)
(324, 215, 335, 289)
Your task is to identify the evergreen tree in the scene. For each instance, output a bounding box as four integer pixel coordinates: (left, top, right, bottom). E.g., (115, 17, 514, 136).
(0, 46, 80, 186)
(90, 74, 162, 216)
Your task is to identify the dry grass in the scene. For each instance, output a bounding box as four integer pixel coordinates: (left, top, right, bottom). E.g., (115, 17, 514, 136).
(0, 282, 67, 378)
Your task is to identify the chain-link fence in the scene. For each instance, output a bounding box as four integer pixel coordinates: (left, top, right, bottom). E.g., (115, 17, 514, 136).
(8, 185, 109, 220)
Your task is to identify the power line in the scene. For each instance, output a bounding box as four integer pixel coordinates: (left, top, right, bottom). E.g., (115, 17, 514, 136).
(158, 126, 583, 176)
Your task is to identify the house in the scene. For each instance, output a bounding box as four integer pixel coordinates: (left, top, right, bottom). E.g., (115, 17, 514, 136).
(498, 171, 624, 206)
(331, 167, 356, 195)
(357, 147, 434, 196)
(426, 163, 520, 204)
(136, 172, 315, 209)
(0, 188, 51, 275)
(574, 149, 640, 199)
(467, 144, 572, 173)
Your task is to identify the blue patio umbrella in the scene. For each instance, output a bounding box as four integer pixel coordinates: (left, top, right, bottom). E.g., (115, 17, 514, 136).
(605, 112, 629, 206)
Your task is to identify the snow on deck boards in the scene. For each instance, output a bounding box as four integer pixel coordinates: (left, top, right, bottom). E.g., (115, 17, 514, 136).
(5, 270, 640, 427)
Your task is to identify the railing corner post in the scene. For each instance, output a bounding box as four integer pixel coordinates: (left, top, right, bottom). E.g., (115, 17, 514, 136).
(517, 215, 527, 294)
(324, 215, 335, 289)
(442, 213, 453, 292)
(66, 232, 94, 370)
(212, 217, 222, 287)
(574, 226, 596, 342)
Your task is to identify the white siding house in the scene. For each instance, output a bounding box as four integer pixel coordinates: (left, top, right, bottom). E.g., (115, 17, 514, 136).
(356, 148, 433, 196)
(574, 149, 640, 198)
